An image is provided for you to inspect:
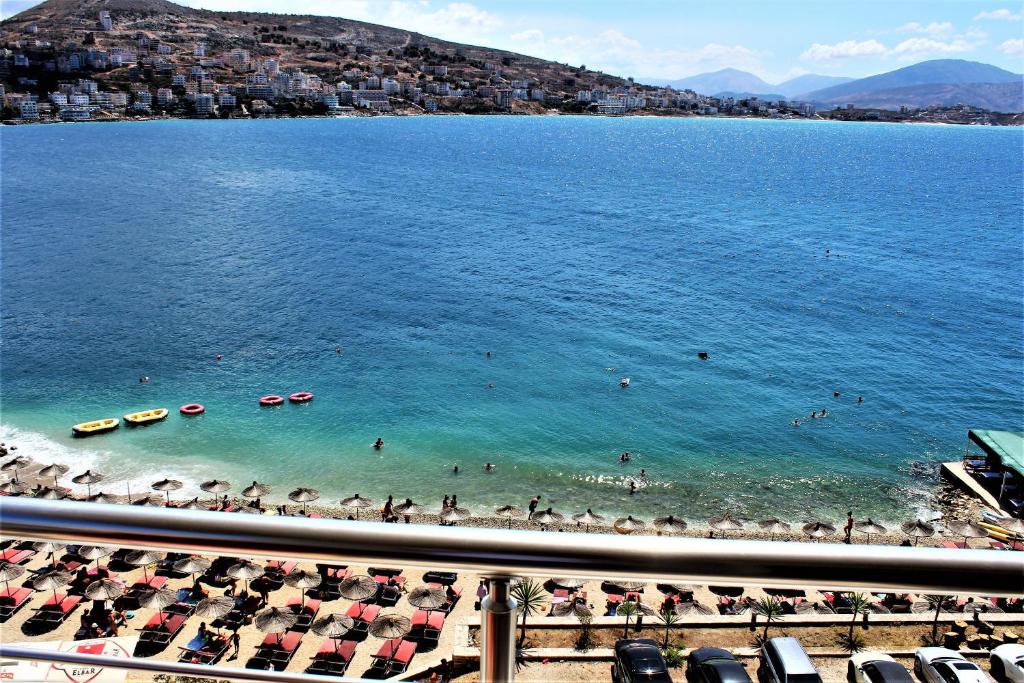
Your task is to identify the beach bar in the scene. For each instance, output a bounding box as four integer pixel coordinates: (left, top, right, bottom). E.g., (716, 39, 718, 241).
(942, 429, 1024, 517)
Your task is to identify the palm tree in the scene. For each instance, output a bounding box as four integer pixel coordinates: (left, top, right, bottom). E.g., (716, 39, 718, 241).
(925, 594, 953, 643)
(752, 596, 784, 640)
(656, 607, 680, 648)
(617, 600, 639, 638)
(847, 593, 871, 640)
(510, 578, 548, 647)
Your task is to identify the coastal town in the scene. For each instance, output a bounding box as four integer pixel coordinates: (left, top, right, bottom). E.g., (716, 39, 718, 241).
(1, 6, 1019, 126)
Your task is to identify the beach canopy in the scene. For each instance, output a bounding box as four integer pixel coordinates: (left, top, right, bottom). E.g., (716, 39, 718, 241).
(31, 541, 66, 557)
(407, 585, 447, 610)
(125, 550, 162, 567)
(611, 580, 646, 592)
(855, 519, 888, 537)
(0, 480, 25, 494)
(369, 613, 412, 641)
(135, 587, 177, 611)
(550, 577, 586, 590)
(38, 463, 69, 487)
(709, 512, 744, 533)
(312, 613, 355, 638)
(758, 518, 792, 536)
(32, 570, 72, 601)
(968, 429, 1024, 477)
(71, 470, 104, 496)
(530, 507, 564, 525)
(289, 487, 320, 502)
(494, 505, 523, 528)
(440, 506, 472, 524)
(945, 520, 988, 543)
(285, 569, 322, 590)
(552, 601, 592, 618)
(200, 480, 231, 493)
(76, 545, 113, 561)
(255, 606, 297, 636)
(0, 563, 26, 591)
(395, 498, 425, 515)
(86, 492, 120, 504)
(85, 578, 125, 601)
(901, 519, 935, 545)
(174, 556, 212, 577)
(338, 575, 378, 601)
(33, 487, 66, 500)
(1, 456, 31, 481)
(614, 516, 647, 534)
(802, 521, 835, 540)
(196, 596, 234, 620)
(572, 509, 605, 528)
(151, 478, 183, 491)
(227, 560, 264, 581)
(654, 515, 688, 534)
(242, 481, 272, 498)
(341, 494, 374, 519)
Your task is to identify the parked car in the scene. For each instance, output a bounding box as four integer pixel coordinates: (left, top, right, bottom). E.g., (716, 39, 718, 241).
(612, 638, 674, 682)
(687, 647, 753, 683)
(847, 652, 913, 683)
(990, 644, 1024, 683)
(758, 637, 822, 683)
(915, 648, 991, 683)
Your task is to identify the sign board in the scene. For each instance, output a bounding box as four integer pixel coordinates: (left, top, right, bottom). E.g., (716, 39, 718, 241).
(0, 637, 138, 683)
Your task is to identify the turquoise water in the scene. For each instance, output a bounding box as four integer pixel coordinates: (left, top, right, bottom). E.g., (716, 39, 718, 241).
(1, 116, 1021, 524)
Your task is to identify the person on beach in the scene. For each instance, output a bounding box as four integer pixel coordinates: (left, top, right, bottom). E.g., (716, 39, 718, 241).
(820, 408, 828, 417)
(844, 511, 854, 543)
(442, 495, 450, 510)
(382, 495, 394, 521)
(216, 353, 222, 361)
(476, 580, 487, 609)
(528, 495, 540, 514)
(486, 351, 491, 358)
(450, 494, 458, 508)
(229, 631, 240, 660)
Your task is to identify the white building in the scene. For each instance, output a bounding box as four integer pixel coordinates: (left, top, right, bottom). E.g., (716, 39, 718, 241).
(382, 78, 400, 95)
(157, 88, 174, 106)
(49, 92, 68, 106)
(133, 91, 152, 111)
(218, 93, 236, 108)
(194, 42, 207, 57)
(194, 93, 214, 115)
(98, 11, 113, 31)
(18, 100, 39, 119)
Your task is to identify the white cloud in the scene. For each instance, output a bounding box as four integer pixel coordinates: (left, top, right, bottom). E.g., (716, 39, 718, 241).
(889, 37, 973, 58)
(379, 1, 502, 43)
(973, 8, 1023, 21)
(800, 40, 887, 61)
(1000, 38, 1024, 54)
(802, 32, 982, 62)
(894, 21, 956, 37)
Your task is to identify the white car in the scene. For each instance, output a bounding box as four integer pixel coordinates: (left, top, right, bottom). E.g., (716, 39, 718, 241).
(848, 652, 913, 683)
(990, 644, 1024, 683)
(915, 648, 991, 683)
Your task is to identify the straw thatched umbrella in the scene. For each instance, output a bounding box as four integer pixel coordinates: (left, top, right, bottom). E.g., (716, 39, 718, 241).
(394, 498, 425, 516)
(550, 577, 586, 590)
(854, 519, 888, 544)
(254, 606, 298, 646)
(151, 478, 183, 506)
(552, 601, 592, 618)
(125, 549, 163, 583)
(38, 463, 69, 489)
(196, 596, 235, 633)
(901, 519, 935, 546)
(614, 516, 646, 535)
(242, 481, 272, 498)
(945, 520, 988, 546)
(174, 556, 212, 582)
(407, 585, 447, 610)
(572, 509, 605, 532)
(32, 541, 66, 568)
(0, 480, 25, 495)
(71, 470, 104, 497)
(227, 560, 264, 593)
(179, 497, 206, 510)
(611, 580, 646, 592)
(338, 575, 378, 602)
(86, 492, 120, 504)
(1, 456, 31, 483)
(288, 487, 320, 516)
(530, 507, 564, 527)
(135, 587, 177, 611)
(369, 613, 412, 659)
(654, 515, 688, 535)
(34, 486, 66, 500)
(758, 518, 792, 541)
(494, 505, 523, 529)
(85, 578, 125, 601)
(284, 569, 321, 607)
(341, 494, 374, 520)
(709, 512, 744, 536)
(802, 521, 836, 542)
(32, 569, 72, 603)
(311, 613, 355, 654)
(131, 495, 162, 507)
(200, 480, 231, 507)
(0, 562, 26, 594)
(77, 545, 113, 572)
(439, 506, 472, 525)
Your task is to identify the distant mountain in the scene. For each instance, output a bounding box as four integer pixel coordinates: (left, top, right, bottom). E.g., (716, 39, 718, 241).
(775, 74, 853, 98)
(812, 81, 1023, 113)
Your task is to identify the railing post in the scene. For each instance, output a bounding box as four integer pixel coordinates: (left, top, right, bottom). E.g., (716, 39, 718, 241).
(480, 577, 517, 683)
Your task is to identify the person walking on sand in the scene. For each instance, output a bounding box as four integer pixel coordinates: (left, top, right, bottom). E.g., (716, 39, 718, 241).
(528, 495, 540, 515)
(442, 495, 450, 511)
(229, 631, 240, 660)
(844, 511, 854, 544)
(382, 495, 394, 521)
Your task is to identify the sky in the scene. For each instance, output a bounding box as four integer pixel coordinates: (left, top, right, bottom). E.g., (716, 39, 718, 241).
(3, 0, 1023, 83)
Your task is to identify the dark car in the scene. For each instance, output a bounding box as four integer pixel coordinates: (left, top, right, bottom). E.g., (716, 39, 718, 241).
(612, 638, 674, 682)
(687, 647, 754, 683)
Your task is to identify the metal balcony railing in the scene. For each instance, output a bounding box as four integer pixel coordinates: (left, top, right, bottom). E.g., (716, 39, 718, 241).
(0, 497, 1021, 682)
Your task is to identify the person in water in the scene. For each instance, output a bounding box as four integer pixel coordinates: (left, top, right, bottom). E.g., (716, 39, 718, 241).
(452, 464, 459, 474)
(639, 468, 646, 479)
(528, 495, 540, 514)
(833, 391, 840, 398)
(139, 375, 149, 383)
(485, 463, 495, 472)
(486, 351, 491, 358)
(629, 481, 637, 495)
(373, 438, 384, 449)
(619, 452, 631, 463)
(844, 511, 854, 544)
(858, 396, 864, 403)
(791, 418, 800, 426)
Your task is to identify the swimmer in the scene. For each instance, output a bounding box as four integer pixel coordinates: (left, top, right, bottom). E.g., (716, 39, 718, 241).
(485, 351, 491, 358)
(335, 346, 342, 354)
(139, 376, 149, 384)
(639, 468, 646, 479)
(833, 391, 840, 398)
(452, 465, 459, 474)
(216, 354, 222, 361)
(485, 463, 495, 472)
(487, 383, 494, 389)
(810, 411, 817, 419)
(619, 452, 631, 463)
(791, 418, 800, 426)
(373, 438, 384, 449)
(629, 481, 636, 495)
(857, 396, 864, 403)
(820, 408, 828, 417)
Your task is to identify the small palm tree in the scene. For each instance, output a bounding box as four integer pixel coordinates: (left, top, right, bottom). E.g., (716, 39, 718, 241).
(656, 607, 680, 648)
(617, 600, 639, 638)
(925, 594, 953, 643)
(752, 596, 784, 640)
(847, 593, 872, 640)
(510, 578, 548, 647)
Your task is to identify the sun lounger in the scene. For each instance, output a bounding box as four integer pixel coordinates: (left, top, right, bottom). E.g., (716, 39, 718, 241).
(138, 613, 188, 647)
(32, 593, 82, 627)
(370, 638, 417, 676)
(0, 548, 35, 564)
(256, 630, 303, 670)
(286, 597, 321, 630)
(178, 633, 230, 664)
(346, 602, 380, 636)
(308, 638, 357, 676)
(0, 586, 34, 619)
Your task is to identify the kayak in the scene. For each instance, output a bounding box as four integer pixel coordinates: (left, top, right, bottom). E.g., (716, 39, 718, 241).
(124, 408, 169, 426)
(979, 521, 1023, 541)
(72, 418, 119, 437)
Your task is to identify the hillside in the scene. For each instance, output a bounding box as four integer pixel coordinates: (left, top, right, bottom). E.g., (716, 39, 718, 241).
(811, 81, 1024, 113)
(775, 73, 853, 98)
(650, 68, 774, 95)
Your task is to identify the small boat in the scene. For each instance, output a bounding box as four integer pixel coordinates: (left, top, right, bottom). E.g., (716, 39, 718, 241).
(72, 418, 119, 437)
(179, 403, 205, 416)
(123, 408, 169, 426)
(620, 378, 630, 388)
(289, 391, 314, 403)
(259, 395, 284, 407)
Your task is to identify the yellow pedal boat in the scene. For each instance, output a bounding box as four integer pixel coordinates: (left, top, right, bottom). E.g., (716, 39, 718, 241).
(124, 408, 169, 426)
(72, 418, 119, 437)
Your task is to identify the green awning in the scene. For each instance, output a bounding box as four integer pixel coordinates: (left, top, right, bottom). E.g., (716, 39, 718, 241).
(969, 429, 1024, 477)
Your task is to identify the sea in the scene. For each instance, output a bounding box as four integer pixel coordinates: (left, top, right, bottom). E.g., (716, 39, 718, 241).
(1, 116, 1021, 526)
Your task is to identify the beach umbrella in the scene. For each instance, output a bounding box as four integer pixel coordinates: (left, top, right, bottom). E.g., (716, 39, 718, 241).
(86, 491, 120, 504)
(552, 601, 592, 618)
(945, 520, 988, 546)
(572, 509, 605, 532)
(173, 555, 211, 582)
(135, 587, 176, 611)
(32, 569, 72, 604)
(341, 494, 374, 519)
(38, 463, 69, 488)
(200, 480, 231, 507)
(407, 585, 447, 610)
(994, 516, 1024, 535)
(708, 585, 744, 598)
(77, 545, 113, 572)
(254, 606, 298, 645)
(758, 518, 792, 540)
(530, 507, 564, 527)
(1, 456, 31, 483)
(242, 481, 272, 498)
(125, 549, 162, 583)
(439, 506, 472, 525)
(854, 519, 888, 544)
(654, 515, 688, 534)
(33, 486, 66, 500)
(151, 478, 183, 506)
(901, 519, 935, 546)
(288, 487, 320, 515)
(802, 521, 836, 541)
(32, 541, 66, 568)
(311, 613, 355, 653)
(550, 577, 586, 590)
(236, 506, 262, 514)
(72, 470, 104, 497)
(0, 480, 25, 495)
(338, 574, 378, 602)
(394, 498, 425, 516)
(494, 505, 523, 529)
(284, 569, 321, 607)
(369, 613, 412, 659)
(709, 512, 745, 536)
(0, 562, 26, 594)
(179, 497, 206, 510)
(227, 560, 264, 593)
(85, 578, 125, 601)
(613, 516, 646, 534)
(196, 596, 234, 620)
(611, 580, 646, 592)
